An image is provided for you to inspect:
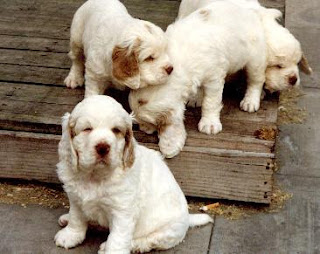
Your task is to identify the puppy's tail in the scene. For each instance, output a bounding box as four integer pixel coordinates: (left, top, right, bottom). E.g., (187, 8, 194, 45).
(188, 214, 213, 228)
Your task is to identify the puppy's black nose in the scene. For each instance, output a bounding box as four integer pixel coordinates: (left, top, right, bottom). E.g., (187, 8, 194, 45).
(165, 65, 173, 75)
(289, 75, 298, 86)
(95, 143, 110, 157)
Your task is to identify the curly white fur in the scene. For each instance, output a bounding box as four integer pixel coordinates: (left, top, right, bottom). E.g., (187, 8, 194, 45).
(64, 0, 173, 97)
(54, 95, 213, 253)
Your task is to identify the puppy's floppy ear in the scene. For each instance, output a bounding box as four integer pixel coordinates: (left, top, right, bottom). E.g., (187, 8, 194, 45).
(112, 41, 140, 89)
(122, 128, 135, 169)
(58, 113, 78, 171)
(299, 53, 313, 75)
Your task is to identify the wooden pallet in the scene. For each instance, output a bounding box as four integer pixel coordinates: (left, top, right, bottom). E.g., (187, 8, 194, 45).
(0, 0, 284, 204)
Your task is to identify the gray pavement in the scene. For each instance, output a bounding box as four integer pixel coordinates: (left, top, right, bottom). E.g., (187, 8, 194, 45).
(1, 0, 319, 253)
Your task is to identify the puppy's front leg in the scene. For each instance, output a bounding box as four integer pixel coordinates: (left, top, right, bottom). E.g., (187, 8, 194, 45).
(98, 213, 135, 254)
(64, 43, 85, 89)
(158, 116, 186, 159)
(240, 63, 266, 112)
(55, 198, 88, 249)
(84, 73, 107, 97)
(198, 79, 224, 135)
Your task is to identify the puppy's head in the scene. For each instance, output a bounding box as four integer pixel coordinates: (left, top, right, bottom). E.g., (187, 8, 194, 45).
(112, 20, 173, 89)
(263, 9, 312, 92)
(59, 96, 135, 175)
(129, 84, 184, 135)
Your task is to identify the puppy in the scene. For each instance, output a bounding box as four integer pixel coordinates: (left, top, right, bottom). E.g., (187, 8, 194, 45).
(179, 0, 312, 92)
(64, 0, 173, 97)
(129, 1, 312, 158)
(54, 95, 213, 254)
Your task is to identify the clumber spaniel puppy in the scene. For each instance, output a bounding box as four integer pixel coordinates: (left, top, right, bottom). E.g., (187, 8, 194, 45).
(64, 0, 173, 97)
(54, 95, 213, 253)
(179, 0, 312, 92)
(129, 1, 312, 158)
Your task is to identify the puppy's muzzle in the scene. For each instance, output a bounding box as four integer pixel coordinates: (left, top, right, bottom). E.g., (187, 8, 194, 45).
(95, 142, 110, 158)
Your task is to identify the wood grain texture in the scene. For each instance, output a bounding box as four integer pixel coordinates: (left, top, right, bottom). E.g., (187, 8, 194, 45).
(0, 130, 273, 203)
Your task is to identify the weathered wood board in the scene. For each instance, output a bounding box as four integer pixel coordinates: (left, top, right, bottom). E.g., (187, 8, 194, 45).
(0, 0, 284, 204)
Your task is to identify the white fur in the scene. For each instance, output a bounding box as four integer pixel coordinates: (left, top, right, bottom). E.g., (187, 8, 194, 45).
(54, 95, 213, 253)
(129, 1, 268, 158)
(64, 0, 172, 97)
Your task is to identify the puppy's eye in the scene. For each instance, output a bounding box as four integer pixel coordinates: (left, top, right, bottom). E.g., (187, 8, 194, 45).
(144, 56, 154, 62)
(276, 65, 283, 69)
(112, 127, 122, 135)
(83, 127, 92, 133)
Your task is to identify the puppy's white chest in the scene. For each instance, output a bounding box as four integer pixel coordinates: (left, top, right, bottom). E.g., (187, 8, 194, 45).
(81, 199, 110, 227)
(72, 184, 111, 227)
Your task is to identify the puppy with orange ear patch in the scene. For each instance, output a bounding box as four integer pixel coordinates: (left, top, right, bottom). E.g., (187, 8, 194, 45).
(55, 95, 213, 254)
(64, 0, 173, 97)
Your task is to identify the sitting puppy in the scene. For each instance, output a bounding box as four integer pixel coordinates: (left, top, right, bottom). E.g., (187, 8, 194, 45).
(64, 0, 173, 97)
(54, 95, 213, 253)
(129, 1, 312, 158)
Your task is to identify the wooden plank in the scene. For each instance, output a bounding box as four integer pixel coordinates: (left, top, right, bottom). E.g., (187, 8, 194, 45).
(0, 49, 70, 68)
(0, 64, 68, 85)
(0, 130, 273, 203)
(0, 82, 276, 153)
(0, 0, 284, 40)
(0, 35, 69, 53)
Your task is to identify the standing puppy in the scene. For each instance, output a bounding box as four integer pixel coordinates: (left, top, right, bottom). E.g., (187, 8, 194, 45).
(65, 0, 173, 97)
(54, 95, 212, 254)
(178, 0, 312, 92)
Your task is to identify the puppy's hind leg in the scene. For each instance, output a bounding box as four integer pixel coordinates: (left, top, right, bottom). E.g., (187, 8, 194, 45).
(131, 222, 188, 253)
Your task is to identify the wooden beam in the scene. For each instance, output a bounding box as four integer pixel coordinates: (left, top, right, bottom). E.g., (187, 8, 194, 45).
(0, 129, 273, 203)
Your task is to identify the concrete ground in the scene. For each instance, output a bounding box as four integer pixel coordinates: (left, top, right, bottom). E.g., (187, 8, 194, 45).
(1, 0, 319, 253)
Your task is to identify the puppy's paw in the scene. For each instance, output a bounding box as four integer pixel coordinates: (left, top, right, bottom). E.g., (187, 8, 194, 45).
(198, 117, 222, 135)
(159, 134, 185, 158)
(64, 72, 84, 89)
(58, 213, 69, 227)
(159, 141, 183, 159)
(240, 97, 260, 112)
(54, 227, 86, 249)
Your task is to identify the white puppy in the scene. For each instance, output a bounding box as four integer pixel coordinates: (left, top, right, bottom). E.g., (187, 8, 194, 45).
(178, 0, 312, 92)
(129, 2, 269, 158)
(64, 0, 173, 97)
(54, 95, 212, 254)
